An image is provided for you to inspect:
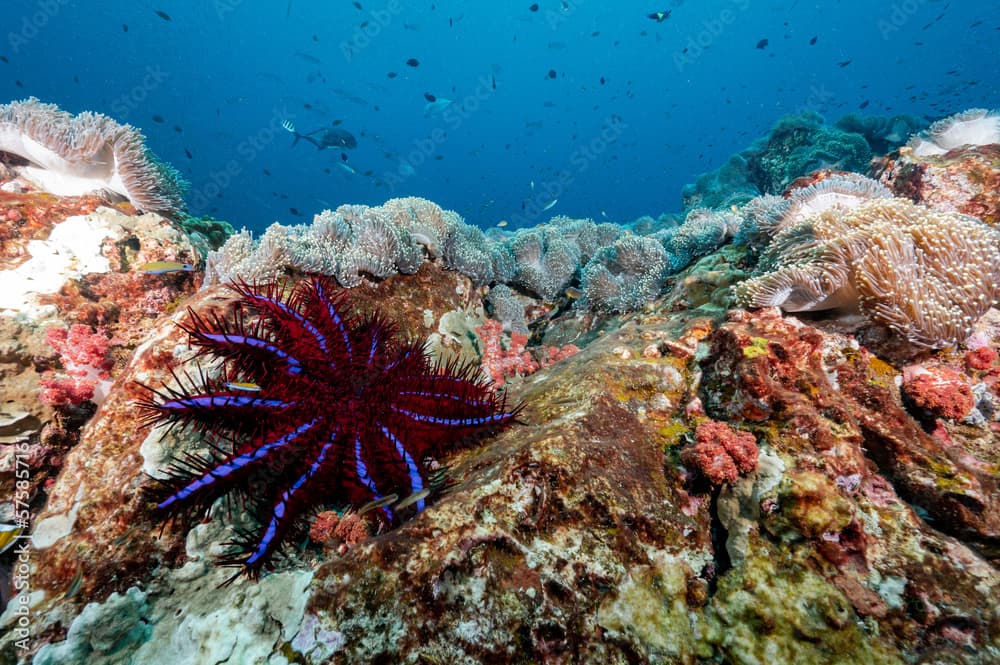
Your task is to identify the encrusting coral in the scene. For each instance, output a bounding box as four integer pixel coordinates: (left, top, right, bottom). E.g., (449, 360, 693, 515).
(735, 197, 1000, 348)
(0, 97, 187, 216)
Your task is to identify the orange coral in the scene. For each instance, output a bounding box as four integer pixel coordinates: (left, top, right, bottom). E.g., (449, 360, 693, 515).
(902, 366, 974, 420)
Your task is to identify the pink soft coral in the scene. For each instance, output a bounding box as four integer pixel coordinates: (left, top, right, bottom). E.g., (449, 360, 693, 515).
(476, 319, 578, 387)
(681, 420, 759, 485)
(39, 324, 113, 407)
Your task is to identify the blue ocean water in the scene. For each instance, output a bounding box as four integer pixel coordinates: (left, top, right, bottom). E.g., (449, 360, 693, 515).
(2, 0, 996, 233)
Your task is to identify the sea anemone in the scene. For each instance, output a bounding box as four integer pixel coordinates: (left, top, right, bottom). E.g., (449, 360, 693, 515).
(907, 108, 1000, 157)
(0, 97, 186, 216)
(758, 173, 892, 237)
(735, 198, 1000, 348)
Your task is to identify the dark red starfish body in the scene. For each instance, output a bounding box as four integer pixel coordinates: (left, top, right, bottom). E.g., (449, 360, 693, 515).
(138, 278, 518, 579)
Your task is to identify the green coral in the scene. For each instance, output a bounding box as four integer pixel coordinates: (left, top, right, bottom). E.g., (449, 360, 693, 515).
(176, 212, 236, 251)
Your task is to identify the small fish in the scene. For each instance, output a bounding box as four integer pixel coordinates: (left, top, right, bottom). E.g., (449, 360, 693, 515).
(530, 180, 535, 191)
(138, 261, 195, 274)
(0, 524, 24, 554)
(730, 205, 740, 213)
(405, 58, 420, 67)
(647, 10, 671, 23)
(496, 220, 508, 227)
(756, 38, 769, 49)
(395, 488, 431, 510)
(0, 56, 8, 64)
(424, 98, 453, 116)
(359, 494, 398, 516)
(122, 24, 129, 32)
(809, 35, 817, 45)
(226, 381, 261, 392)
(184, 148, 193, 159)
(529, 3, 539, 11)
(151, 114, 165, 123)
(63, 566, 84, 600)
(542, 198, 558, 211)
(838, 59, 852, 67)
(154, 10, 171, 21)
(564, 286, 583, 300)
(338, 162, 357, 175)
(295, 51, 322, 65)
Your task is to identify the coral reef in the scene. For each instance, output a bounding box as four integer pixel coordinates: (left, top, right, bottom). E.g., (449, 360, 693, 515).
(746, 113, 872, 195)
(876, 142, 1000, 226)
(834, 112, 924, 155)
(683, 112, 880, 210)
(139, 277, 518, 578)
(736, 198, 1000, 348)
(0, 98, 187, 216)
(7, 110, 1000, 664)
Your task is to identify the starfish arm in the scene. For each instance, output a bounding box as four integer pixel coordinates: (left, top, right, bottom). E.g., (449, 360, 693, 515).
(229, 431, 339, 576)
(148, 418, 320, 518)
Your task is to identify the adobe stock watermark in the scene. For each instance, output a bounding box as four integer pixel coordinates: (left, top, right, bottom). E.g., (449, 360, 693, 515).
(340, 0, 403, 62)
(7, 0, 72, 53)
(109, 66, 170, 120)
(510, 114, 628, 227)
(673, 0, 752, 73)
(214, 0, 246, 20)
(878, 0, 930, 39)
(187, 105, 294, 212)
(792, 84, 837, 117)
(544, 0, 583, 30)
(9, 438, 35, 654)
(381, 73, 497, 192)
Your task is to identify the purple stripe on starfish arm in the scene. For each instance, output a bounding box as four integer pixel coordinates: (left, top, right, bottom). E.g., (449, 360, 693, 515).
(354, 434, 393, 520)
(314, 281, 353, 362)
(160, 395, 293, 411)
(367, 330, 379, 368)
(378, 424, 426, 512)
(200, 333, 303, 375)
(156, 418, 319, 510)
(397, 390, 494, 408)
(246, 293, 329, 354)
(390, 406, 514, 427)
(384, 349, 416, 372)
(245, 435, 336, 567)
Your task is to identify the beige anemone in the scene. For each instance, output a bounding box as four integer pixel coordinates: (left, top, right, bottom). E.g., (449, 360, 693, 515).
(735, 198, 1000, 348)
(0, 97, 186, 215)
